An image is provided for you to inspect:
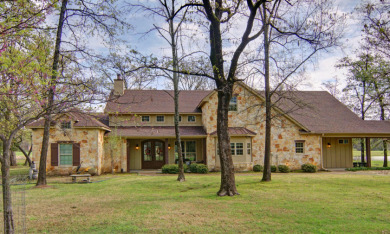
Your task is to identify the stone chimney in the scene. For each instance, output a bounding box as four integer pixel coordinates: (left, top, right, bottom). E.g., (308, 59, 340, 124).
(113, 74, 124, 96)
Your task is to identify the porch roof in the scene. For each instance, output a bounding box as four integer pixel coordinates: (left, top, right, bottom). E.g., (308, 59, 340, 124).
(108, 126, 207, 137)
(210, 127, 256, 136)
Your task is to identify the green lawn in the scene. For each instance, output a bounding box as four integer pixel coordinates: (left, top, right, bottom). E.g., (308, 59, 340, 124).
(11, 172, 389, 233)
(353, 150, 385, 157)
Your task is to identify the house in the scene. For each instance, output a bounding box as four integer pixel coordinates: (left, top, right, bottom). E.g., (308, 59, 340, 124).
(27, 78, 390, 175)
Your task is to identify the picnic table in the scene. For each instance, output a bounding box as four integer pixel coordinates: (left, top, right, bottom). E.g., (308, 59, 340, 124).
(70, 174, 91, 183)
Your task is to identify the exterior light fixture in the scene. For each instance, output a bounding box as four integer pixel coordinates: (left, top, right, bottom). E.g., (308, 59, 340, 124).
(168, 144, 171, 150)
(327, 143, 331, 148)
(135, 144, 139, 150)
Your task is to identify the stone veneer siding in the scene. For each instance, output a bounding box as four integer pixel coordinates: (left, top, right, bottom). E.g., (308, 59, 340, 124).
(31, 127, 106, 175)
(202, 84, 322, 171)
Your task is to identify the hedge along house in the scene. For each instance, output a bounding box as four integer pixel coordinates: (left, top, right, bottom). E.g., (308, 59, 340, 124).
(28, 77, 390, 174)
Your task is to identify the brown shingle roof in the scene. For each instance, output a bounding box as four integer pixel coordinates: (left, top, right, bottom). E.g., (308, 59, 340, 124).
(108, 126, 206, 137)
(105, 90, 212, 114)
(27, 110, 110, 130)
(210, 127, 256, 136)
(267, 91, 390, 134)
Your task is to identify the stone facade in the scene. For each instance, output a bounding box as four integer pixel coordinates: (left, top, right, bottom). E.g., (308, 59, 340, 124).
(31, 116, 106, 175)
(201, 84, 322, 171)
(31, 84, 323, 174)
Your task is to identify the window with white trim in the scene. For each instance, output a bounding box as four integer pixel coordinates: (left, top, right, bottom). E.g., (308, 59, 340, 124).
(295, 141, 304, 154)
(59, 144, 73, 165)
(229, 96, 237, 111)
(61, 121, 71, 129)
(175, 141, 196, 161)
(247, 143, 251, 155)
(231, 142, 244, 156)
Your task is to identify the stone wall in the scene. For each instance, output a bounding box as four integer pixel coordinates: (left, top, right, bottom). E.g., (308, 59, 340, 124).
(202, 84, 322, 171)
(31, 127, 105, 175)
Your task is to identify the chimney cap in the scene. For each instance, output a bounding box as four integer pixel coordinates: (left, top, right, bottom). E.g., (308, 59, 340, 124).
(116, 74, 122, 80)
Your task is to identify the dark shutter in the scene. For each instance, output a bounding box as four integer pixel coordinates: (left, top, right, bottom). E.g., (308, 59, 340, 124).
(51, 143, 58, 166)
(73, 143, 80, 166)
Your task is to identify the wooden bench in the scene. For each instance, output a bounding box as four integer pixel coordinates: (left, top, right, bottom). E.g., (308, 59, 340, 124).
(70, 174, 91, 183)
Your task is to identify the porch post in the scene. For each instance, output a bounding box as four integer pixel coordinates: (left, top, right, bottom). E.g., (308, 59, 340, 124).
(165, 138, 169, 165)
(203, 138, 207, 165)
(366, 137, 371, 168)
(126, 139, 130, 172)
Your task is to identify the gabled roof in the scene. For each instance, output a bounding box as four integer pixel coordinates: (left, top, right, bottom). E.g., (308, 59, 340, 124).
(27, 110, 110, 131)
(105, 90, 212, 114)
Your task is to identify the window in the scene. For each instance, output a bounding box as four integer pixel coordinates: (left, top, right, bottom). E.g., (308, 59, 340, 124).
(142, 116, 150, 122)
(188, 116, 196, 122)
(338, 139, 349, 144)
(156, 115, 165, 122)
(175, 141, 196, 161)
(231, 142, 244, 156)
(179, 115, 182, 122)
(247, 143, 251, 155)
(59, 144, 72, 165)
(295, 141, 304, 153)
(228, 96, 237, 111)
(61, 121, 71, 129)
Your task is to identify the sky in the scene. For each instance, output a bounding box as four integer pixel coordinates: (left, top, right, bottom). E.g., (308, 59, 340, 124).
(119, 0, 365, 92)
(51, 0, 364, 92)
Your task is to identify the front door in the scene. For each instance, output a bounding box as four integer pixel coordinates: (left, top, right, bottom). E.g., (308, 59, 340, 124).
(142, 140, 165, 169)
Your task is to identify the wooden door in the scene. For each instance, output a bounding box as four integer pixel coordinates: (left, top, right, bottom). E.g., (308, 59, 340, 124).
(323, 137, 353, 168)
(142, 140, 165, 169)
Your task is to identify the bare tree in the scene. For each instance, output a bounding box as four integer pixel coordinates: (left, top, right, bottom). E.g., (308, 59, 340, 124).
(257, 0, 345, 181)
(37, 0, 130, 186)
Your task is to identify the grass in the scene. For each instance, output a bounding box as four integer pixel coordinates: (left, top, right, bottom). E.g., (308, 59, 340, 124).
(3, 170, 386, 233)
(353, 150, 385, 157)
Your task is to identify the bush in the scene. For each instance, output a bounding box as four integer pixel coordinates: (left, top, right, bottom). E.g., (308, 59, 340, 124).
(189, 163, 198, 173)
(346, 167, 390, 171)
(278, 165, 290, 173)
(301, 163, 317, 173)
(271, 165, 277, 172)
(188, 163, 208, 174)
(253, 164, 263, 172)
(196, 164, 209, 174)
(161, 164, 178, 174)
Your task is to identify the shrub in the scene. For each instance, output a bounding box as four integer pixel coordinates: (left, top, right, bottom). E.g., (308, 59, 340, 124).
(196, 164, 209, 174)
(278, 165, 290, 173)
(161, 164, 178, 174)
(271, 165, 277, 172)
(301, 163, 317, 173)
(189, 163, 198, 173)
(253, 164, 263, 172)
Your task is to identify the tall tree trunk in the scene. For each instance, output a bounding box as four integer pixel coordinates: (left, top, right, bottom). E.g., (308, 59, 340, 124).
(262, 2, 272, 182)
(374, 82, 388, 167)
(168, 4, 185, 182)
(36, 0, 68, 186)
(2, 140, 14, 233)
(360, 139, 365, 163)
(216, 83, 238, 196)
(9, 151, 17, 167)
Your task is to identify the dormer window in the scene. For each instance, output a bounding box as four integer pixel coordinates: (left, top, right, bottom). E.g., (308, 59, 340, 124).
(61, 121, 71, 129)
(229, 96, 237, 111)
